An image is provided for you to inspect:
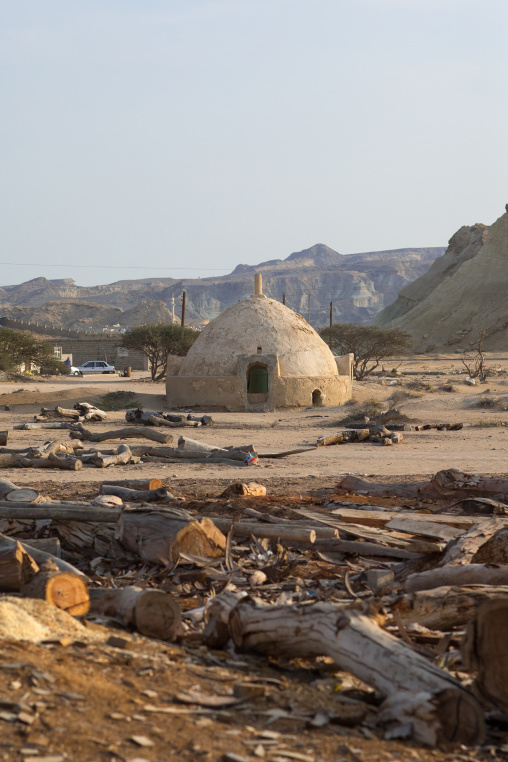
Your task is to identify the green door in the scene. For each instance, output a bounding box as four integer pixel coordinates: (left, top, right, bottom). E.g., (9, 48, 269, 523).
(248, 366, 268, 394)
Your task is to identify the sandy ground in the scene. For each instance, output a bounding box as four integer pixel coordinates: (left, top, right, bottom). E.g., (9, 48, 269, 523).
(0, 365, 507, 493)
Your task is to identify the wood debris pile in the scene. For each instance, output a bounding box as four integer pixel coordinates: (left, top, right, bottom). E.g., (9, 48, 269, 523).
(0, 466, 507, 754)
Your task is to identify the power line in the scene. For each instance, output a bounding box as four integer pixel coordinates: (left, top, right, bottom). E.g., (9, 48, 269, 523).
(0, 262, 231, 271)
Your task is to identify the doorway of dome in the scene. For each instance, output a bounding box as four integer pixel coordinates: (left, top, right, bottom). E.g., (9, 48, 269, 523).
(312, 389, 324, 406)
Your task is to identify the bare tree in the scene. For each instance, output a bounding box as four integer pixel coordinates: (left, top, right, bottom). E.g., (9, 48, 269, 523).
(318, 323, 413, 380)
(461, 329, 488, 382)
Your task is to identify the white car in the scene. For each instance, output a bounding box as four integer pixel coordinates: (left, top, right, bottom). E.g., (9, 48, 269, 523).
(73, 361, 116, 375)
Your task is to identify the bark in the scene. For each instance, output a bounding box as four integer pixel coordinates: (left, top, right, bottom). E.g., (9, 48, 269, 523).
(55, 521, 119, 559)
(462, 598, 508, 713)
(89, 586, 181, 640)
(99, 485, 174, 502)
(22, 537, 61, 557)
(0, 503, 120, 523)
(21, 564, 89, 616)
(226, 596, 484, 747)
(420, 469, 508, 500)
(393, 585, 508, 631)
(405, 564, 508, 593)
(471, 528, 508, 564)
(0, 539, 39, 591)
(438, 519, 504, 566)
(336, 475, 421, 498)
(70, 424, 174, 445)
(386, 517, 463, 543)
(117, 511, 226, 564)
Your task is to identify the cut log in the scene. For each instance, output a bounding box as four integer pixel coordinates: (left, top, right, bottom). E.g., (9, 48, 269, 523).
(226, 596, 484, 747)
(405, 564, 508, 593)
(101, 479, 163, 490)
(94, 444, 132, 468)
(0, 478, 40, 503)
(16, 454, 83, 471)
(317, 430, 370, 447)
(14, 422, 76, 430)
(0, 431, 7, 447)
(393, 585, 508, 631)
(99, 485, 174, 502)
(117, 511, 226, 565)
(0, 531, 87, 579)
(22, 537, 61, 557)
(336, 475, 421, 498)
(89, 586, 181, 640)
(471, 528, 508, 564)
(0, 539, 39, 591)
(27, 440, 84, 458)
(0, 454, 16, 468)
(21, 561, 89, 616)
(220, 482, 267, 498)
(70, 424, 174, 445)
(420, 469, 508, 500)
(0, 503, 122, 522)
(177, 436, 218, 453)
(438, 519, 504, 566)
(462, 598, 508, 713)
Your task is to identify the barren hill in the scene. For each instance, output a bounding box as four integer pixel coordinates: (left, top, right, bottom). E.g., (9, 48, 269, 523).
(0, 244, 444, 329)
(376, 207, 508, 351)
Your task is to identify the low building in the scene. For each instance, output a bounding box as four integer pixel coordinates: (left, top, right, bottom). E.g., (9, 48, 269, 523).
(166, 274, 353, 412)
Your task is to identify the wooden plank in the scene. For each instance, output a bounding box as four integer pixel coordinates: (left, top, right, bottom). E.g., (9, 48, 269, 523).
(386, 517, 463, 542)
(294, 509, 444, 554)
(329, 506, 505, 531)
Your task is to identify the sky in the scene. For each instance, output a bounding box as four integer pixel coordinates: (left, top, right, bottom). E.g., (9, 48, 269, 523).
(0, 0, 507, 287)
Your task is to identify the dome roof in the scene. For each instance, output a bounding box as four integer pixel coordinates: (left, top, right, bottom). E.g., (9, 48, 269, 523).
(178, 295, 339, 377)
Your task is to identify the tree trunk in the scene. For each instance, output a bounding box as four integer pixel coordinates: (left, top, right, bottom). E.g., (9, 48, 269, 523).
(21, 564, 89, 616)
(117, 512, 226, 564)
(420, 469, 508, 500)
(89, 586, 181, 640)
(0, 539, 39, 591)
(22, 538, 61, 557)
(14, 422, 76, 430)
(462, 598, 508, 713)
(100, 479, 163, 490)
(405, 564, 508, 593)
(0, 478, 40, 502)
(70, 424, 174, 445)
(99, 485, 174, 502)
(393, 585, 508, 631)
(16, 454, 83, 471)
(226, 596, 484, 747)
(336, 475, 421, 498)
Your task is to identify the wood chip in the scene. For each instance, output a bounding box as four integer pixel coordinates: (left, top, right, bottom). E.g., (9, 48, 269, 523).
(130, 735, 154, 747)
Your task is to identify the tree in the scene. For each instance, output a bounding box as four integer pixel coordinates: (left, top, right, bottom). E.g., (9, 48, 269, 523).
(461, 329, 488, 381)
(121, 324, 199, 381)
(318, 323, 413, 380)
(0, 328, 68, 374)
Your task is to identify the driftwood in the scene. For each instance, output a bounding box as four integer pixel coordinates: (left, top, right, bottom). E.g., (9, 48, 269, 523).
(224, 596, 484, 746)
(89, 586, 181, 640)
(405, 564, 508, 593)
(393, 585, 508, 631)
(117, 511, 226, 564)
(99, 484, 174, 502)
(70, 424, 174, 445)
(462, 598, 508, 713)
(0, 538, 39, 591)
(21, 561, 89, 616)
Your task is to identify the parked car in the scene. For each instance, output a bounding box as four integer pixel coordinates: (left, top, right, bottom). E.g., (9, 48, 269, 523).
(73, 361, 116, 375)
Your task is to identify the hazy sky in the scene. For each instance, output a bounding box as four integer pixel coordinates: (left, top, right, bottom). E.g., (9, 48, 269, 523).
(1, 0, 507, 287)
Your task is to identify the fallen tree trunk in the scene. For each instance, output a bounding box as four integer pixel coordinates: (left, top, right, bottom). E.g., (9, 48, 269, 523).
(225, 596, 484, 747)
(70, 424, 174, 445)
(420, 469, 508, 500)
(462, 598, 508, 713)
(317, 429, 370, 447)
(0, 478, 40, 503)
(21, 562, 89, 616)
(336, 475, 421, 498)
(100, 478, 163, 490)
(117, 511, 226, 564)
(16, 454, 83, 471)
(177, 436, 218, 453)
(0, 531, 88, 578)
(392, 585, 508, 631)
(14, 422, 76, 430)
(99, 485, 174, 502)
(405, 564, 508, 593)
(89, 586, 181, 640)
(0, 538, 39, 591)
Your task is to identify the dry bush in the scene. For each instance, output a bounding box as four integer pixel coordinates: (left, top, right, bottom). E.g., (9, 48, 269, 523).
(470, 395, 504, 410)
(388, 389, 421, 405)
(439, 384, 458, 393)
(471, 419, 508, 428)
(338, 398, 383, 424)
(405, 380, 435, 392)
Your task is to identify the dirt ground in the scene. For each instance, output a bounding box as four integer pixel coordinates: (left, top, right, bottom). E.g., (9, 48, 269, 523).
(0, 360, 507, 761)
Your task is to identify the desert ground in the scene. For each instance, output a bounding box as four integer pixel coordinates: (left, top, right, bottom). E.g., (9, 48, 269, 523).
(0, 358, 506, 762)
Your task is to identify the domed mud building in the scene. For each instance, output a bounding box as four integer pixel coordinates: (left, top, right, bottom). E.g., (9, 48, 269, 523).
(166, 275, 353, 412)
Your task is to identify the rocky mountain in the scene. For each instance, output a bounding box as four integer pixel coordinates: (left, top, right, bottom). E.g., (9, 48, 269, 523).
(0, 244, 444, 330)
(375, 207, 508, 351)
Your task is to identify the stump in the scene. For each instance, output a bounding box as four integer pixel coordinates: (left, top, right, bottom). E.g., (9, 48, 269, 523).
(21, 562, 90, 616)
(89, 586, 181, 640)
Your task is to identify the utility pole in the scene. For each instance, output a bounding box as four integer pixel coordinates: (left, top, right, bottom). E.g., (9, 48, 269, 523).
(307, 293, 311, 324)
(282, 293, 286, 305)
(329, 301, 333, 349)
(181, 291, 186, 327)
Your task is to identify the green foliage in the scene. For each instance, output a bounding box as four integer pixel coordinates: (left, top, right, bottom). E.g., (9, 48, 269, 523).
(121, 324, 199, 381)
(319, 323, 413, 380)
(94, 391, 141, 411)
(0, 328, 65, 374)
